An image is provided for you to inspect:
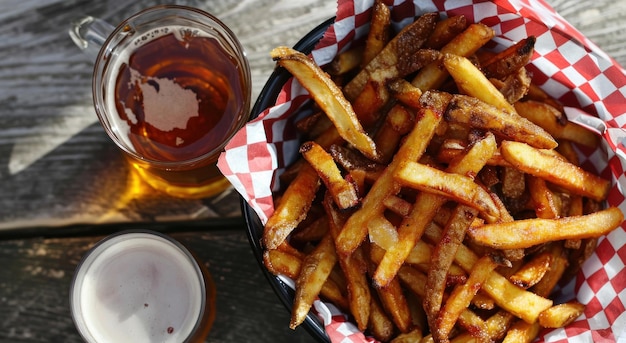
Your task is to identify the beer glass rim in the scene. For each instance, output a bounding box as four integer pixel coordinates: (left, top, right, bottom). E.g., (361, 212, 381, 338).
(92, 4, 251, 169)
(69, 229, 207, 343)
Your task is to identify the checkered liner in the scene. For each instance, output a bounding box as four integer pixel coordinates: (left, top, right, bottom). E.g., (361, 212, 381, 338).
(217, 0, 626, 341)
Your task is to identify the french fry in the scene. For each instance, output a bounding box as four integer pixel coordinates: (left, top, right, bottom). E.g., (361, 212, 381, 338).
(485, 310, 517, 341)
(527, 175, 559, 219)
(424, 204, 479, 333)
(445, 94, 558, 149)
(300, 141, 359, 209)
(290, 234, 337, 329)
(263, 163, 321, 250)
(327, 46, 363, 76)
(481, 36, 536, 80)
(514, 100, 600, 148)
(502, 320, 541, 343)
(362, 0, 392, 67)
(368, 244, 413, 333)
(291, 216, 329, 242)
(395, 161, 500, 218)
(388, 78, 424, 109)
(508, 250, 552, 289)
(323, 193, 371, 330)
(412, 23, 495, 90)
(425, 15, 468, 50)
(531, 242, 569, 298)
(500, 140, 611, 201)
(468, 207, 624, 249)
(369, 293, 397, 342)
(374, 104, 416, 163)
(538, 301, 585, 328)
(444, 53, 516, 114)
(271, 46, 380, 161)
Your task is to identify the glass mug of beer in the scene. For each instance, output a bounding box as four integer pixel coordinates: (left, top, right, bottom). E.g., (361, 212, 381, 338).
(70, 5, 251, 198)
(70, 230, 216, 343)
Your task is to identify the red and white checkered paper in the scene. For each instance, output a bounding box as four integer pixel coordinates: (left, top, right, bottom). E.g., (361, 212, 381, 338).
(218, 0, 626, 341)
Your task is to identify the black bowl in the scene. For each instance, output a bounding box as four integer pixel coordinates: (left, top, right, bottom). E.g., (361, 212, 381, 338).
(242, 17, 336, 343)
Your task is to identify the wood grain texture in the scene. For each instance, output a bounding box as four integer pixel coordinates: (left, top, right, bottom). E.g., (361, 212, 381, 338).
(0, 0, 625, 342)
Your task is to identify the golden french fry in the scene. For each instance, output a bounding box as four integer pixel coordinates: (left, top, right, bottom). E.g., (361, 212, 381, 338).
(290, 234, 337, 329)
(271, 46, 380, 161)
(263, 249, 302, 278)
(323, 193, 371, 330)
(412, 23, 495, 90)
(485, 310, 517, 341)
(444, 53, 516, 114)
(514, 100, 600, 148)
(327, 46, 363, 76)
(531, 242, 569, 298)
(368, 244, 413, 333)
(445, 94, 558, 149)
(395, 160, 500, 218)
(425, 204, 479, 329)
(374, 104, 415, 163)
(425, 15, 468, 50)
(527, 175, 559, 219)
(300, 141, 359, 209)
(388, 78, 423, 109)
(263, 163, 320, 250)
(377, 276, 413, 333)
(361, 0, 391, 67)
(369, 294, 396, 342)
(509, 250, 552, 289)
(500, 140, 611, 201)
(538, 302, 585, 328)
(468, 207, 624, 249)
(502, 320, 541, 343)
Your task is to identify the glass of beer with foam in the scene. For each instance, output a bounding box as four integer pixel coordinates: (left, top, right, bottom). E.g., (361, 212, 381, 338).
(70, 230, 215, 343)
(70, 5, 251, 198)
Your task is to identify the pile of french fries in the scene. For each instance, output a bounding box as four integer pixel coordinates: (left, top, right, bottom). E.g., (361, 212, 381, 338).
(261, 3, 624, 342)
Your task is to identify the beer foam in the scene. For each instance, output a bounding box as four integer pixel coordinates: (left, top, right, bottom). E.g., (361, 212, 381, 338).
(103, 25, 210, 152)
(129, 68, 199, 137)
(72, 233, 204, 343)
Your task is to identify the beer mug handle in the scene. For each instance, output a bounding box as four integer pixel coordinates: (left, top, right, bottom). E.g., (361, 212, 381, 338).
(69, 16, 115, 60)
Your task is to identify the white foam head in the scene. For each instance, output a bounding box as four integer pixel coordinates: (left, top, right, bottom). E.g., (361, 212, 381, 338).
(102, 25, 212, 153)
(70, 231, 205, 343)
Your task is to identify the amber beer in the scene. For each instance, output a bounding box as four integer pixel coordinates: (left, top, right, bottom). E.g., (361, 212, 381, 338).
(70, 230, 216, 343)
(93, 6, 251, 198)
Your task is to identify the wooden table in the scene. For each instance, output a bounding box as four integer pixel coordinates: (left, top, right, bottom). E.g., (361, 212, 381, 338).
(1, 0, 625, 342)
